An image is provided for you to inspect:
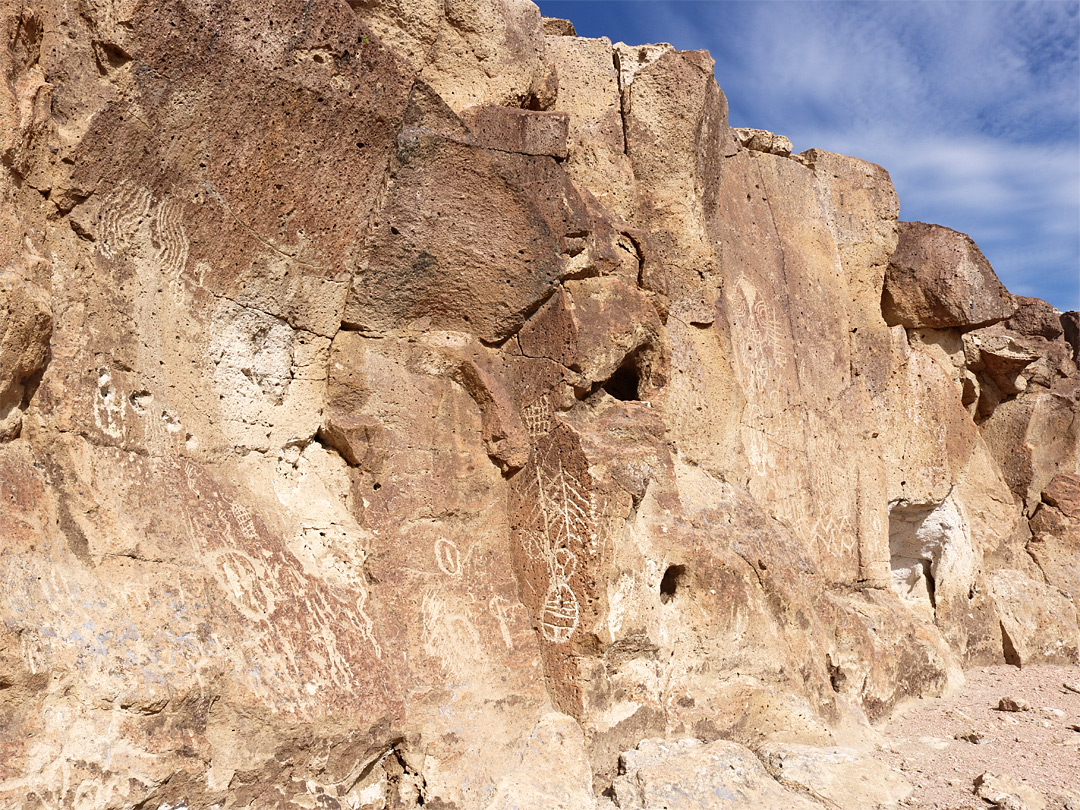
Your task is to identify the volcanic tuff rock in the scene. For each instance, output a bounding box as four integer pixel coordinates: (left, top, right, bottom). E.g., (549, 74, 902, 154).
(0, 1, 1078, 808)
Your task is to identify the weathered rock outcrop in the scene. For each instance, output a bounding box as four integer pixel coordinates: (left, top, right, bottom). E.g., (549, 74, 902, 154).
(1, 1, 1077, 808)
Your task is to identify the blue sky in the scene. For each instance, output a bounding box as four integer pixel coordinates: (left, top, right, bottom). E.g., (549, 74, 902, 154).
(536, 0, 1080, 312)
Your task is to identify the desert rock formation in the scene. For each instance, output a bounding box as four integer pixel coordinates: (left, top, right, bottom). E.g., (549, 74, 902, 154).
(1, 1, 1078, 808)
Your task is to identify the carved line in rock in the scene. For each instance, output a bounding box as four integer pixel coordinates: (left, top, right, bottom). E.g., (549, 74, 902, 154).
(434, 537, 461, 577)
(97, 183, 190, 299)
(176, 458, 382, 705)
(422, 590, 487, 680)
(517, 446, 608, 645)
(522, 394, 553, 439)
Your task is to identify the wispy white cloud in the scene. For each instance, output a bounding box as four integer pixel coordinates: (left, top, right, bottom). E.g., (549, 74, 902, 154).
(537, 0, 1079, 310)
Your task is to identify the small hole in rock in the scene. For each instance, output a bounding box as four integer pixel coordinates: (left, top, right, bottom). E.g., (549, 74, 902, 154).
(372, 482, 381, 491)
(603, 359, 641, 401)
(659, 565, 685, 604)
(826, 654, 845, 693)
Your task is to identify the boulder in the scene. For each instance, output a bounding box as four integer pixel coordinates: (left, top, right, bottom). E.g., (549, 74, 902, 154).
(0, 272, 51, 440)
(733, 127, 794, 156)
(611, 738, 825, 810)
(883, 221, 1017, 329)
(1028, 474, 1080, 599)
(1007, 296, 1064, 340)
(757, 742, 912, 808)
(1062, 311, 1080, 361)
(975, 772, 1048, 810)
(542, 16, 576, 36)
(987, 569, 1079, 667)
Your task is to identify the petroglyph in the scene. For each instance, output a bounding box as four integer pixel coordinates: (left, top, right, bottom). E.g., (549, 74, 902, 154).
(93, 369, 125, 440)
(434, 537, 461, 577)
(98, 183, 152, 260)
(172, 458, 383, 696)
(151, 196, 190, 298)
(729, 277, 790, 402)
(422, 590, 486, 679)
(489, 595, 518, 650)
(91, 371, 193, 454)
(516, 440, 608, 644)
(207, 548, 277, 621)
(97, 184, 192, 301)
(522, 394, 553, 439)
(736, 277, 784, 348)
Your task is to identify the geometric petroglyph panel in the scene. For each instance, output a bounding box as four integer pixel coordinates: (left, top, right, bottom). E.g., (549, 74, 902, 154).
(512, 428, 608, 645)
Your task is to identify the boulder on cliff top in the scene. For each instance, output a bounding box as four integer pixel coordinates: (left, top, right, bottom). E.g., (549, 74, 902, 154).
(883, 221, 1018, 329)
(1007, 296, 1065, 340)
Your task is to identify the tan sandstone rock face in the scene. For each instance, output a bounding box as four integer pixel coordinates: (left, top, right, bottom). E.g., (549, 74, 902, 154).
(1, 1, 1078, 808)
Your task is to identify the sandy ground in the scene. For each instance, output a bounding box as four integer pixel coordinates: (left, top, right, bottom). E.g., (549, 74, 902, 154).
(871, 665, 1080, 809)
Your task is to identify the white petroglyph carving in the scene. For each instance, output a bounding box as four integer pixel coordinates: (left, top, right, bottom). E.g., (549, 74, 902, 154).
(175, 458, 383, 699)
(434, 537, 461, 577)
(98, 183, 152, 260)
(488, 595, 517, 650)
(522, 394, 553, 439)
(92, 371, 193, 453)
(151, 196, 190, 299)
(519, 456, 606, 644)
(98, 183, 191, 301)
(93, 369, 125, 440)
(422, 590, 486, 679)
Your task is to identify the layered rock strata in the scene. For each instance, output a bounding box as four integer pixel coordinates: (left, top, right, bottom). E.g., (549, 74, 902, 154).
(1, 1, 1078, 808)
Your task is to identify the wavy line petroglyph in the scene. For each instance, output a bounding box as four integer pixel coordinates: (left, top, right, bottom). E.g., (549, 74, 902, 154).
(97, 183, 190, 301)
(151, 196, 190, 298)
(98, 183, 152, 259)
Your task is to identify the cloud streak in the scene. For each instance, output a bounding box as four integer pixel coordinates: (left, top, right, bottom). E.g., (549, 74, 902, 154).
(537, 0, 1080, 310)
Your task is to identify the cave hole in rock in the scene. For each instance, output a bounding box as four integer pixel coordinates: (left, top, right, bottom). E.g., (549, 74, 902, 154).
(659, 565, 686, 604)
(602, 352, 645, 401)
(887, 498, 969, 618)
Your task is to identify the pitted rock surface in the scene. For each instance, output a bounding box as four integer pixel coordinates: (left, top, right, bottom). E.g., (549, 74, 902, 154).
(1, 1, 1078, 808)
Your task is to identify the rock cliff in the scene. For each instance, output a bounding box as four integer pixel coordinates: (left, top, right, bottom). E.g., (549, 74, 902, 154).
(1, 1, 1078, 808)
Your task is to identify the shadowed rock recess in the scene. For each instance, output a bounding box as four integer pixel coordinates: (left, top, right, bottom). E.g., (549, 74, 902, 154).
(1, 1, 1078, 808)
